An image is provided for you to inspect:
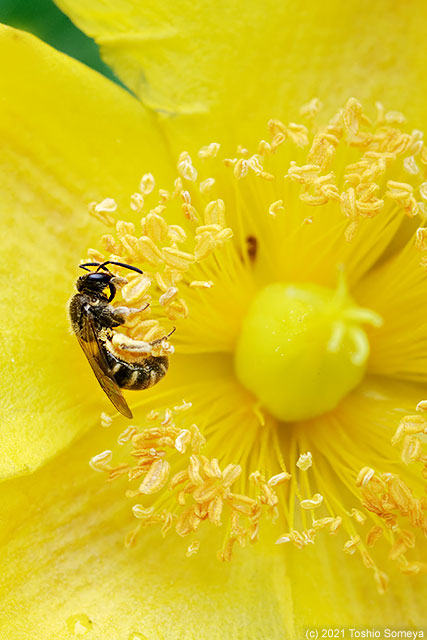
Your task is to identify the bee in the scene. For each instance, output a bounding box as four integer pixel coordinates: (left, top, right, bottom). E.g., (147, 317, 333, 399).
(69, 260, 171, 419)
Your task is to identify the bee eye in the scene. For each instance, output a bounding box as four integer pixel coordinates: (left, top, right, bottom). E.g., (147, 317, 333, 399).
(87, 272, 110, 284)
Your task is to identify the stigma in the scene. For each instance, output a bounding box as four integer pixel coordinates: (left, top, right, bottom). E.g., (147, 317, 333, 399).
(234, 271, 382, 421)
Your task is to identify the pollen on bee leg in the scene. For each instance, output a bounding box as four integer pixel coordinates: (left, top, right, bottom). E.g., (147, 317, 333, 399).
(111, 333, 152, 354)
(113, 305, 147, 318)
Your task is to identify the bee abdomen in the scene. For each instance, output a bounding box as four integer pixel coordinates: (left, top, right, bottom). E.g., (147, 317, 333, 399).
(107, 354, 169, 390)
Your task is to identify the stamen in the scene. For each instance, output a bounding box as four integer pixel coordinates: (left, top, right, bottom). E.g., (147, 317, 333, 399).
(139, 173, 155, 195)
(89, 450, 113, 472)
(198, 142, 220, 159)
(88, 199, 117, 226)
(177, 152, 198, 182)
(84, 97, 427, 594)
(95, 197, 117, 213)
(130, 193, 144, 212)
(296, 452, 312, 471)
(199, 178, 215, 194)
(100, 412, 113, 429)
(268, 200, 284, 217)
(300, 494, 324, 510)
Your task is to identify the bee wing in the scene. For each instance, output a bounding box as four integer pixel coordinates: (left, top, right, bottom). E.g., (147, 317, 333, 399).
(77, 314, 133, 419)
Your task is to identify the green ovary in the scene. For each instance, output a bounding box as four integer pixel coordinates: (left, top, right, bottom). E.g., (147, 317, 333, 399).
(234, 277, 383, 422)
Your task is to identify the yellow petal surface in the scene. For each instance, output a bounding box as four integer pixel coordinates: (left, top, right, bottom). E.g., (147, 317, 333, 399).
(0, 24, 174, 480)
(286, 533, 426, 631)
(56, 0, 427, 152)
(1, 373, 426, 638)
(355, 239, 427, 384)
(280, 375, 427, 630)
(0, 409, 294, 640)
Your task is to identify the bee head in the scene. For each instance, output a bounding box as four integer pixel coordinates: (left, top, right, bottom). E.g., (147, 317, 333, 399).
(76, 261, 143, 302)
(76, 270, 113, 294)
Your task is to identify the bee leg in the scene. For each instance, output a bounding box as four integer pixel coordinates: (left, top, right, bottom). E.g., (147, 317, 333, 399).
(113, 304, 149, 317)
(149, 327, 176, 347)
(97, 305, 127, 328)
(111, 333, 151, 354)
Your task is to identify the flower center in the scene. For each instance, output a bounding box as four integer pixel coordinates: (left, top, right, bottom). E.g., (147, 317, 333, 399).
(234, 273, 382, 421)
(85, 97, 427, 592)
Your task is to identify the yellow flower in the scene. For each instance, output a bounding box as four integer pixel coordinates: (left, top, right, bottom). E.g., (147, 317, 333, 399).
(2, 1, 427, 637)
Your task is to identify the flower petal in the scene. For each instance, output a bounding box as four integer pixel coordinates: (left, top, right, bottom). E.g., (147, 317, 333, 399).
(0, 24, 174, 479)
(0, 423, 293, 640)
(286, 376, 427, 629)
(1, 387, 426, 637)
(355, 237, 427, 383)
(56, 0, 427, 150)
(307, 376, 426, 479)
(286, 533, 425, 631)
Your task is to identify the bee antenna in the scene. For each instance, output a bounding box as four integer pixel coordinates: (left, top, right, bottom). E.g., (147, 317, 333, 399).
(96, 261, 143, 274)
(79, 262, 107, 272)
